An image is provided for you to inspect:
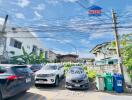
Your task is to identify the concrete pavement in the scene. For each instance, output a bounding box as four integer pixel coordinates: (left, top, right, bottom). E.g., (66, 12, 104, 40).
(6, 79, 132, 100)
(6, 86, 132, 100)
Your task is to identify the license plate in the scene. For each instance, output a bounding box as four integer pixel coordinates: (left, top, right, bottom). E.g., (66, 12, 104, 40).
(38, 80, 44, 83)
(75, 84, 80, 87)
(26, 78, 31, 83)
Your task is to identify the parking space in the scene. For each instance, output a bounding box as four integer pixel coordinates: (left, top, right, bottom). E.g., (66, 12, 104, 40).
(5, 78, 132, 100)
(6, 87, 132, 100)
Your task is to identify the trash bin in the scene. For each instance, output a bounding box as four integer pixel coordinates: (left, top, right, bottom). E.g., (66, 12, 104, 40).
(104, 73, 113, 91)
(96, 74, 105, 91)
(113, 74, 123, 93)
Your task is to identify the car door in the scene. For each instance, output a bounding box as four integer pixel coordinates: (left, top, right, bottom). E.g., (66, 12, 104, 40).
(11, 66, 32, 92)
(0, 66, 19, 98)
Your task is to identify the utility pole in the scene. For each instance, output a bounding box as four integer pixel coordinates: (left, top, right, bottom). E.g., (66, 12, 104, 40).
(112, 9, 125, 88)
(0, 15, 8, 63)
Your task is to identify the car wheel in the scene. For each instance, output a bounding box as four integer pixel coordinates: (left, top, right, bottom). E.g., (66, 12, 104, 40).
(54, 76, 59, 87)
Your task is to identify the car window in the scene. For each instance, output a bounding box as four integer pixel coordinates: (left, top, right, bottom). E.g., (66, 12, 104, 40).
(69, 67, 83, 74)
(12, 66, 32, 75)
(43, 65, 57, 70)
(0, 66, 7, 74)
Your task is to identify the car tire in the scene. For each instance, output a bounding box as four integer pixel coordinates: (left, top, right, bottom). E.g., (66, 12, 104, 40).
(54, 76, 59, 87)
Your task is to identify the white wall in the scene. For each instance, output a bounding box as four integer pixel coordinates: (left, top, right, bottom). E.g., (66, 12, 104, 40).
(5, 28, 43, 57)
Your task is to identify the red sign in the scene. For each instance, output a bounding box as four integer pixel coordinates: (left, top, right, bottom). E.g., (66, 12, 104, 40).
(89, 10, 101, 14)
(88, 5, 102, 16)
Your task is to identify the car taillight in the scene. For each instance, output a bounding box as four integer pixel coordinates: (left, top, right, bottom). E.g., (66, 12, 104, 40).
(6, 75, 17, 80)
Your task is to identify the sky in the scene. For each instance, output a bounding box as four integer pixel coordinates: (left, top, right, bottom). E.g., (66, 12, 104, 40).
(0, 0, 132, 58)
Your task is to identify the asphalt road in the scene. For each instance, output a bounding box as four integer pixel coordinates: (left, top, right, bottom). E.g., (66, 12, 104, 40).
(6, 79, 132, 100)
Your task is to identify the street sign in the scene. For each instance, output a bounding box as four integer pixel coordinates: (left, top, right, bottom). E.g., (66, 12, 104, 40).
(88, 5, 102, 16)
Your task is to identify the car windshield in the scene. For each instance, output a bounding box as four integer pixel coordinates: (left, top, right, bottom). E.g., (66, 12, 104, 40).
(43, 65, 57, 70)
(69, 67, 83, 74)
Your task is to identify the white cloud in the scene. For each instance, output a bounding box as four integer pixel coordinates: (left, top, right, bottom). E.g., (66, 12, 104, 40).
(33, 4, 45, 11)
(17, 0, 30, 8)
(45, 32, 55, 37)
(46, 0, 78, 5)
(89, 32, 113, 40)
(89, 0, 96, 4)
(15, 13, 25, 19)
(64, 0, 78, 2)
(46, 0, 59, 5)
(79, 52, 94, 58)
(63, 39, 72, 43)
(0, 17, 5, 25)
(80, 39, 90, 45)
(34, 11, 43, 19)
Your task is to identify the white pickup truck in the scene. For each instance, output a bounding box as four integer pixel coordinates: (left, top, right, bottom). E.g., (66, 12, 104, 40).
(35, 63, 64, 86)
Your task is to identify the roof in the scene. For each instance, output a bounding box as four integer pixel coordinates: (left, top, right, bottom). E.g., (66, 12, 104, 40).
(88, 5, 102, 10)
(58, 54, 79, 58)
(90, 42, 111, 53)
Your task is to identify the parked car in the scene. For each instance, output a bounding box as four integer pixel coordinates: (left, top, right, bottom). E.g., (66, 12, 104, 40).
(65, 66, 89, 89)
(30, 64, 43, 72)
(0, 64, 35, 100)
(35, 63, 64, 86)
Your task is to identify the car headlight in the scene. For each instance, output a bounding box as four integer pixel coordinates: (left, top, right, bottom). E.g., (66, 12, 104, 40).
(83, 75, 88, 80)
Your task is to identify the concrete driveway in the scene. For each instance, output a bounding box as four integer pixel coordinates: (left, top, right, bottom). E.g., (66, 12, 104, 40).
(6, 79, 132, 100)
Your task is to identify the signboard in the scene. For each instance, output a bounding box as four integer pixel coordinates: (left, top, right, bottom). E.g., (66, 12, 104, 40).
(88, 5, 102, 16)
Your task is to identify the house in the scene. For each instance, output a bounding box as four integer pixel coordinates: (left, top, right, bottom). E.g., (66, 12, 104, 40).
(57, 54, 79, 62)
(44, 50, 57, 62)
(78, 58, 94, 65)
(0, 24, 44, 63)
(90, 42, 118, 65)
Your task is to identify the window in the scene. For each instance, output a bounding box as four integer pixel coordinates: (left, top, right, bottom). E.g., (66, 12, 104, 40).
(32, 45, 37, 52)
(10, 38, 22, 49)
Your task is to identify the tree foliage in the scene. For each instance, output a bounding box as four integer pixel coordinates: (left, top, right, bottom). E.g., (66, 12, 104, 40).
(122, 46, 132, 80)
(111, 34, 132, 81)
(10, 47, 48, 64)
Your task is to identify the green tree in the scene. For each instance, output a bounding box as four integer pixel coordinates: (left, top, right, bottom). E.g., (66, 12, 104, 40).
(10, 47, 48, 64)
(122, 46, 132, 81)
(111, 34, 132, 81)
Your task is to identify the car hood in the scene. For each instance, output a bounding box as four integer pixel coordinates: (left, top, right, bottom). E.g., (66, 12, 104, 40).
(66, 73, 86, 80)
(35, 70, 57, 74)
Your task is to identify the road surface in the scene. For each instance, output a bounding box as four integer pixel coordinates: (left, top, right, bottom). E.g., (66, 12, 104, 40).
(6, 79, 132, 100)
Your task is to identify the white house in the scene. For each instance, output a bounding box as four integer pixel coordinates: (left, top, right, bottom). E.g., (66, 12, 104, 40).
(0, 22, 44, 63)
(90, 42, 118, 65)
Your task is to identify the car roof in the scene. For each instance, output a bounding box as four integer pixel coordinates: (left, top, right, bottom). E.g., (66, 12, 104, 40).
(46, 63, 62, 66)
(69, 66, 83, 70)
(0, 64, 27, 68)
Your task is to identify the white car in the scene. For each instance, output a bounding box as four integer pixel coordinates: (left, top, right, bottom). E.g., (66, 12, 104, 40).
(35, 63, 64, 86)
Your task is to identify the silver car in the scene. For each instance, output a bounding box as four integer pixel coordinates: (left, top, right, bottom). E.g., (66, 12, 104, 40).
(65, 66, 89, 89)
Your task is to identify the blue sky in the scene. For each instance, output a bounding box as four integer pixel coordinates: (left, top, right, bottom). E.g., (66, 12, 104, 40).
(0, 0, 132, 58)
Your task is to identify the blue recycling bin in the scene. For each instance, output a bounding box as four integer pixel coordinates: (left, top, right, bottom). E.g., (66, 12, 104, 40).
(113, 74, 123, 93)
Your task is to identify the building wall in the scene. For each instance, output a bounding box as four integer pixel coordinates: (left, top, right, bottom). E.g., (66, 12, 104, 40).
(60, 56, 77, 62)
(92, 43, 118, 65)
(3, 28, 43, 58)
(44, 50, 57, 62)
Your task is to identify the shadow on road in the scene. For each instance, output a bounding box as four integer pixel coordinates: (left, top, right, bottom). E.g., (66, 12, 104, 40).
(35, 78, 66, 91)
(6, 92, 47, 100)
